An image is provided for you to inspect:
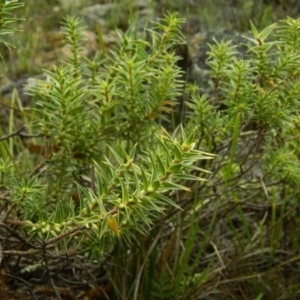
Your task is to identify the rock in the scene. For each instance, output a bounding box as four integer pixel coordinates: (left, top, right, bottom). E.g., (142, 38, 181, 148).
(81, 1, 155, 33)
(1, 74, 46, 106)
(81, 4, 119, 32)
(188, 29, 251, 95)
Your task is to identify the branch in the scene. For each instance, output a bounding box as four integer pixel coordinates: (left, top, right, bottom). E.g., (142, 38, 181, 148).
(0, 126, 25, 141)
(0, 125, 42, 141)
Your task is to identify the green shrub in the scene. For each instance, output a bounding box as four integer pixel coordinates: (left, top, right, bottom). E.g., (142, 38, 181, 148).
(109, 16, 300, 300)
(2, 1, 300, 299)
(0, 0, 23, 58)
(0, 3, 214, 298)
(4, 13, 213, 256)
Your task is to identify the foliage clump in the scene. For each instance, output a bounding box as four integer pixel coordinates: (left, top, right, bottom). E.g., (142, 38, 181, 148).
(1, 4, 213, 265)
(2, 1, 300, 299)
(179, 16, 300, 299)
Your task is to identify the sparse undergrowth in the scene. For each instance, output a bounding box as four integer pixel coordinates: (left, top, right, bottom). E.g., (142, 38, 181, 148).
(1, 1, 300, 300)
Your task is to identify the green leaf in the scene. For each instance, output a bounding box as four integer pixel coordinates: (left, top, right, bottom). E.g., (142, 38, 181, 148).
(141, 167, 149, 192)
(173, 142, 183, 161)
(156, 155, 167, 178)
(153, 193, 181, 209)
(160, 181, 190, 191)
(260, 22, 276, 40)
(107, 144, 124, 165)
(168, 163, 182, 173)
(120, 178, 129, 203)
(249, 20, 259, 38)
(171, 174, 207, 181)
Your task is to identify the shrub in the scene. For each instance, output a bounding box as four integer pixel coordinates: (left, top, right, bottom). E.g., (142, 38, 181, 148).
(109, 16, 300, 300)
(2, 1, 300, 299)
(0, 2, 213, 298)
